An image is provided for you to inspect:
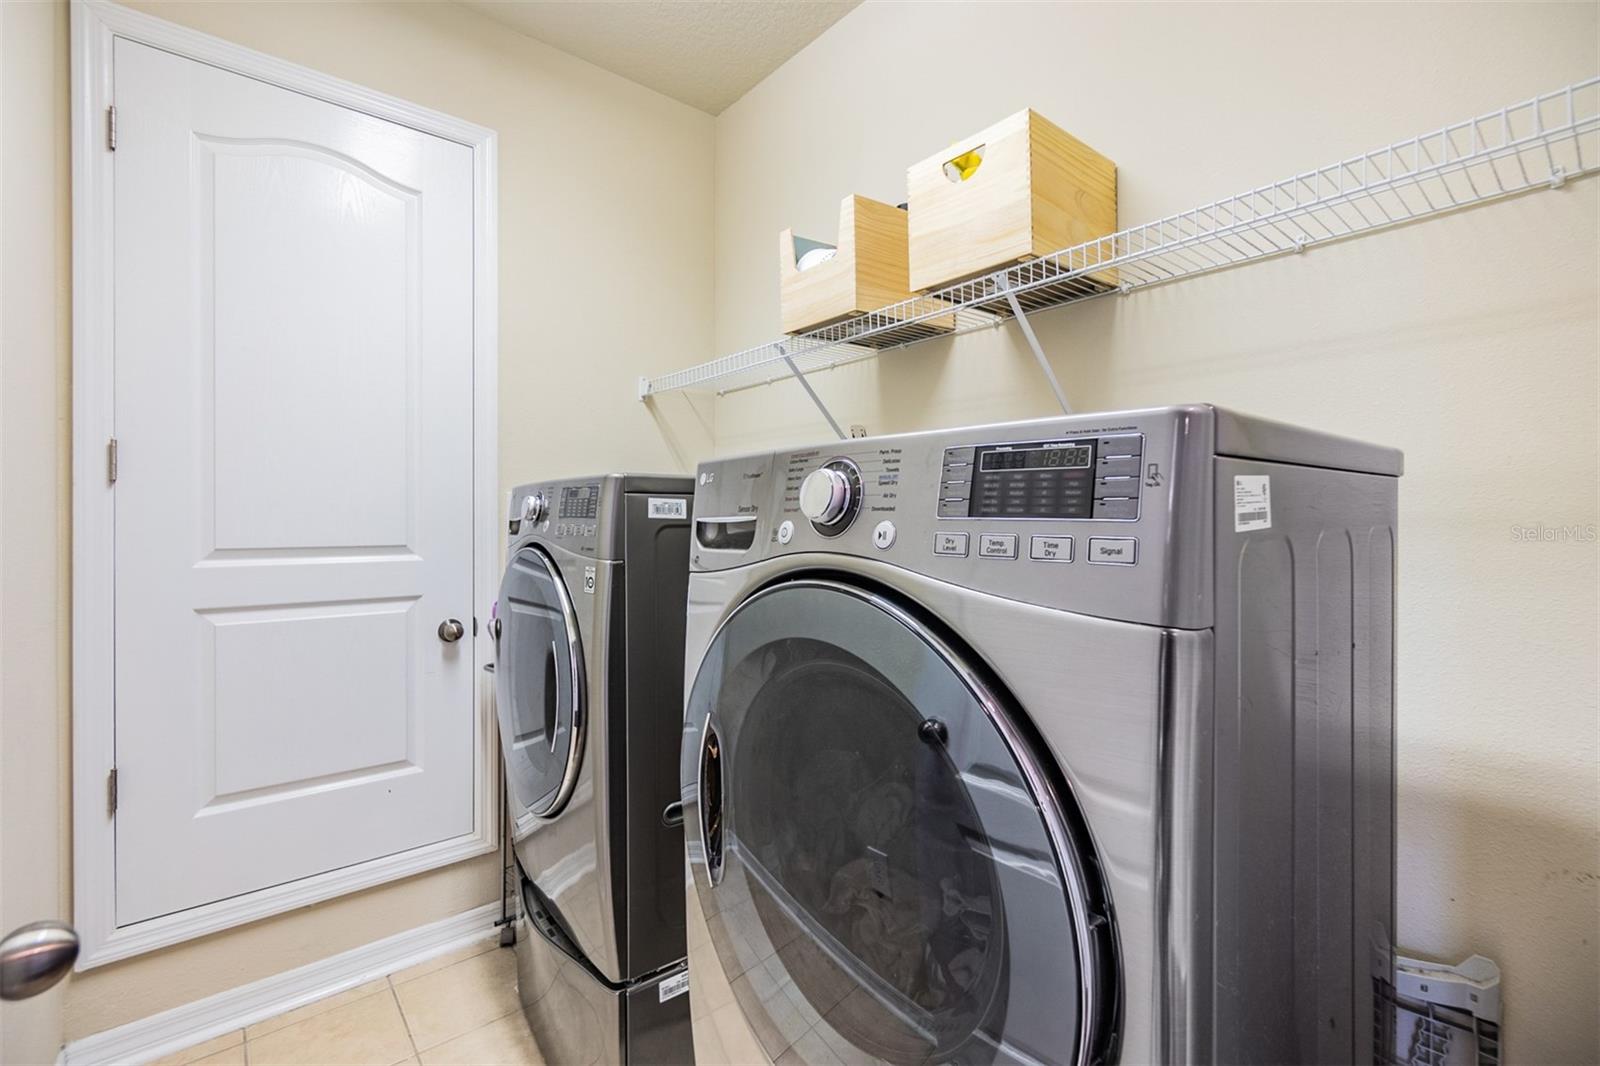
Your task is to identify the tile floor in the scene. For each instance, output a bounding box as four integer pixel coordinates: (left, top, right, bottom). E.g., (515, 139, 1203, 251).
(151, 938, 545, 1066)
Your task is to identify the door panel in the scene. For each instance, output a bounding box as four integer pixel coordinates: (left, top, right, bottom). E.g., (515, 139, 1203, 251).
(680, 579, 1118, 1066)
(206, 600, 413, 798)
(203, 138, 417, 552)
(113, 38, 476, 924)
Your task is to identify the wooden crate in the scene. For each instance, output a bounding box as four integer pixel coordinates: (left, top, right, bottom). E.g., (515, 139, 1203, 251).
(779, 195, 919, 335)
(907, 110, 1117, 292)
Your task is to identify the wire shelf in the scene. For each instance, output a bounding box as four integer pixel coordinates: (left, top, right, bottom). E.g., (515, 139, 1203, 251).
(640, 77, 1600, 405)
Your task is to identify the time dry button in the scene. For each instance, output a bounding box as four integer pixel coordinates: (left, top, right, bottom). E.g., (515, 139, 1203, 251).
(1029, 535, 1073, 563)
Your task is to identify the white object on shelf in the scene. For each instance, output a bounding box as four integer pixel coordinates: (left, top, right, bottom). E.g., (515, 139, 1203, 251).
(796, 246, 838, 272)
(639, 78, 1600, 436)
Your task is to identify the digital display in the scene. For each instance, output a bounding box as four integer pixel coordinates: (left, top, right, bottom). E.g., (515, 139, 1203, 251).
(969, 440, 1097, 519)
(559, 484, 599, 519)
(980, 445, 1092, 471)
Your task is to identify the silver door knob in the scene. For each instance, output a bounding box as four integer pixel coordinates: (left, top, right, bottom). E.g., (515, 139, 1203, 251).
(1, 921, 78, 1001)
(438, 619, 465, 643)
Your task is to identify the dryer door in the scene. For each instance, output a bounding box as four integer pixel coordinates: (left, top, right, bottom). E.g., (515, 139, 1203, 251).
(494, 545, 585, 821)
(681, 578, 1118, 1066)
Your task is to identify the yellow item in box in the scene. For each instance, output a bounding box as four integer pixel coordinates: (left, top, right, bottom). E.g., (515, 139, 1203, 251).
(944, 148, 985, 182)
(908, 109, 1117, 292)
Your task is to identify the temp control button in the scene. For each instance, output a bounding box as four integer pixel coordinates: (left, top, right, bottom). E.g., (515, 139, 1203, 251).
(979, 534, 1018, 560)
(1088, 536, 1138, 565)
(1029, 535, 1074, 563)
(933, 532, 969, 557)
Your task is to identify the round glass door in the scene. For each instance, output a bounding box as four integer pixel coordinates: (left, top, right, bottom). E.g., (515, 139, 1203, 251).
(495, 546, 584, 820)
(681, 579, 1118, 1066)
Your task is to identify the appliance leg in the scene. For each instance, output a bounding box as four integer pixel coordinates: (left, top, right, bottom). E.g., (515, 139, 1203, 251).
(496, 772, 516, 947)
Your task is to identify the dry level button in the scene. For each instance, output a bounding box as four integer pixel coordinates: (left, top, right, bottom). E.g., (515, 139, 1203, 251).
(933, 532, 969, 557)
(1087, 536, 1138, 565)
(1029, 535, 1074, 562)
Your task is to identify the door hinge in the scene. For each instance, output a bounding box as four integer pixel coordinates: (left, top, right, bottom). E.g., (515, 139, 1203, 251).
(107, 437, 118, 483)
(107, 105, 117, 151)
(107, 768, 118, 817)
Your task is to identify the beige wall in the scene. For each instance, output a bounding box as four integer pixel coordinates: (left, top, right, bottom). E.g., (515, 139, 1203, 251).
(1, 0, 714, 1050)
(1, 2, 73, 1062)
(703, 2, 1599, 1061)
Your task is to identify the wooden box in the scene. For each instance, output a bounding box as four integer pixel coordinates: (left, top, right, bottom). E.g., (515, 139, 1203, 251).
(779, 195, 918, 335)
(907, 110, 1117, 292)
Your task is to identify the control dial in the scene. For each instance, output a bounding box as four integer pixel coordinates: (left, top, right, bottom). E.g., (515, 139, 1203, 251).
(798, 459, 863, 536)
(519, 492, 548, 528)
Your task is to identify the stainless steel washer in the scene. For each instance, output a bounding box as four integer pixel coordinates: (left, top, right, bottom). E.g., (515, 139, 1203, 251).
(678, 406, 1401, 1065)
(494, 474, 696, 1065)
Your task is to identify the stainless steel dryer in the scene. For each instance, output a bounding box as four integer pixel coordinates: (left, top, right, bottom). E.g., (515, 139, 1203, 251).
(678, 406, 1401, 1065)
(494, 474, 696, 1065)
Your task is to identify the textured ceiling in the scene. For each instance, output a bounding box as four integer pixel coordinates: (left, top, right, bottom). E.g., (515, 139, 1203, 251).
(456, 0, 860, 114)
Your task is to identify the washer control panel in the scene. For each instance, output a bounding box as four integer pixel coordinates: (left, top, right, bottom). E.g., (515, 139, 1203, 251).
(939, 433, 1143, 522)
(508, 479, 602, 556)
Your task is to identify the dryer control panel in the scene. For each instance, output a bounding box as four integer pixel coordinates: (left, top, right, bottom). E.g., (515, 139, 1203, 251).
(938, 433, 1143, 522)
(691, 404, 1401, 630)
(689, 406, 1224, 628)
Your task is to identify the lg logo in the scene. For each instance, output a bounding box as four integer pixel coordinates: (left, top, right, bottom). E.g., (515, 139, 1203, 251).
(699, 471, 715, 486)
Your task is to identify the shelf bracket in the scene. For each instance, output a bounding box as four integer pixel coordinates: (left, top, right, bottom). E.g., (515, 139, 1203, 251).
(1003, 289, 1072, 415)
(777, 344, 846, 440)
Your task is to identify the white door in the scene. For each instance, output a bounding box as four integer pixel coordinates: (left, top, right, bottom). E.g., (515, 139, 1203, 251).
(112, 38, 476, 925)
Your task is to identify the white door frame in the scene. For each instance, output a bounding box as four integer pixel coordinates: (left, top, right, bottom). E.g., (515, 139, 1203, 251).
(70, 0, 500, 968)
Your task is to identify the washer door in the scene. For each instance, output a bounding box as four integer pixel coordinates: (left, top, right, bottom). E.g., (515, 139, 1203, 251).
(681, 579, 1118, 1066)
(495, 545, 585, 821)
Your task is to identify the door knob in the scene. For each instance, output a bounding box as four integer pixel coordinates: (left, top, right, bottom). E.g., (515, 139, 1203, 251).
(437, 619, 465, 643)
(1, 921, 78, 1001)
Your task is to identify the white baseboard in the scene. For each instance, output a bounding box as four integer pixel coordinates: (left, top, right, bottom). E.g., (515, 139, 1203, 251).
(62, 902, 502, 1066)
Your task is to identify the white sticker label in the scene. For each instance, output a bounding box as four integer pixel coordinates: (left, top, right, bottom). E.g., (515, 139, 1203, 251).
(583, 565, 596, 594)
(658, 969, 690, 1003)
(648, 497, 687, 520)
(1234, 475, 1272, 532)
